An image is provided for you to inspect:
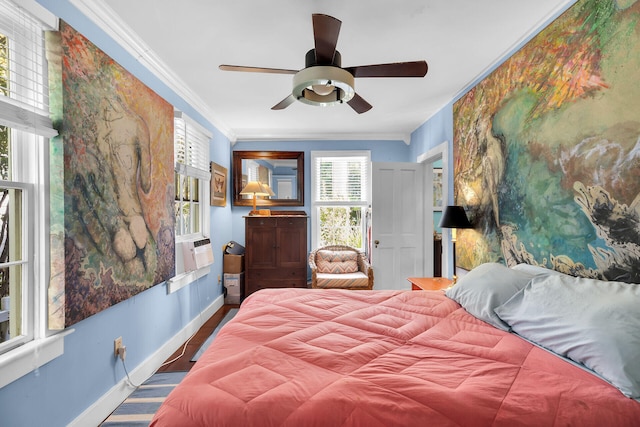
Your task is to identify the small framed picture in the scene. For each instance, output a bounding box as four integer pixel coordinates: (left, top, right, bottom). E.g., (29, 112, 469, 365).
(210, 162, 227, 207)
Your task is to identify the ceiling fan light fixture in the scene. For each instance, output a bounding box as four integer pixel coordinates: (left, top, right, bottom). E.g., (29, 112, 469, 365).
(220, 15, 427, 114)
(293, 66, 354, 107)
(311, 82, 335, 96)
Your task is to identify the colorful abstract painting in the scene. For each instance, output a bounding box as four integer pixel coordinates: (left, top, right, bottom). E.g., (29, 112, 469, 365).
(48, 21, 175, 327)
(453, 0, 640, 283)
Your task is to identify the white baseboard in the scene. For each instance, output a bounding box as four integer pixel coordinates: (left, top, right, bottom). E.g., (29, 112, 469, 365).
(68, 294, 224, 427)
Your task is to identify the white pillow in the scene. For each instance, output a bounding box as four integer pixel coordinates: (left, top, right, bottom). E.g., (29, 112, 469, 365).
(445, 263, 536, 330)
(495, 274, 640, 398)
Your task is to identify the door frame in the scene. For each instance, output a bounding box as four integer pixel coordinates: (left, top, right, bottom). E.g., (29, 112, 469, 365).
(417, 141, 450, 279)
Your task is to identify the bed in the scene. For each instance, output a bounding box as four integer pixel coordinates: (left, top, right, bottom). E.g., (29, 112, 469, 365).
(150, 263, 640, 426)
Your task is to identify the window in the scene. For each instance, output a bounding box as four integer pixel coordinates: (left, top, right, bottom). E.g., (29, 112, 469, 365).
(0, 0, 58, 368)
(311, 151, 371, 251)
(174, 111, 211, 240)
(245, 159, 270, 184)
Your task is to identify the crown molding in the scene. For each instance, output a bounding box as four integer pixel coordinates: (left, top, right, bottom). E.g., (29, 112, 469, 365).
(233, 130, 411, 145)
(68, 0, 236, 142)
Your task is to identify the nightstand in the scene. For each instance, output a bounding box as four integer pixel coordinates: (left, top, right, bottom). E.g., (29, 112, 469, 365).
(407, 277, 453, 291)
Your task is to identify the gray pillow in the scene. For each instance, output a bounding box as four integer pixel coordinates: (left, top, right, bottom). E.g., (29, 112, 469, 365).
(445, 263, 536, 330)
(511, 263, 561, 276)
(494, 274, 640, 398)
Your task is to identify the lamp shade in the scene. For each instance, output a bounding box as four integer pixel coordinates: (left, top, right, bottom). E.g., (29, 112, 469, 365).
(240, 181, 269, 196)
(262, 184, 276, 197)
(439, 205, 472, 229)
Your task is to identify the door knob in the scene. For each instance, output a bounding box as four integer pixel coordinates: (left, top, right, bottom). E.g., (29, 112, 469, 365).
(374, 240, 380, 248)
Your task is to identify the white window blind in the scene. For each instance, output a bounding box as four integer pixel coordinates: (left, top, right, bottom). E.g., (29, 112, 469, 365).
(313, 153, 370, 203)
(174, 111, 211, 180)
(0, 0, 56, 138)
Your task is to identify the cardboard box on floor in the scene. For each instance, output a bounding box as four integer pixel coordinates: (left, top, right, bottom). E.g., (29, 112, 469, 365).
(223, 254, 244, 273)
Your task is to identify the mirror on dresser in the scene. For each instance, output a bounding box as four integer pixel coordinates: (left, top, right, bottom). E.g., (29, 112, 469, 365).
(232, 151, 304, 207)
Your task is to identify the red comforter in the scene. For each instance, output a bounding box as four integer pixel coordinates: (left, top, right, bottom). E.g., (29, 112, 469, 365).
(151, 289, 640, 426)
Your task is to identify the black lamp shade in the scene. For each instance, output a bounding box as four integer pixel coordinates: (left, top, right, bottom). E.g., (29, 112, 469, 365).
(439, 205, 472, 229)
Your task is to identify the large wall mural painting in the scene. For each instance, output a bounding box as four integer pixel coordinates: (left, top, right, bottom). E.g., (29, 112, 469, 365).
(453, 0, 640, 283)
(48, 21, 175, 327)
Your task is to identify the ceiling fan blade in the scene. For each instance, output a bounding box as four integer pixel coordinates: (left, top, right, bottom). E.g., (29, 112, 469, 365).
(347, 93, 373, 114)
(219, 65, 298, 75)
(312, 14, 341, 65)
(271, 94, 296, 110)
(345, 60, 428, 78)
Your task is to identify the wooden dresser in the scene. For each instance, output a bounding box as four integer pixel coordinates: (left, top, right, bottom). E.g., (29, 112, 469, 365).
(244, 212, 308, 298)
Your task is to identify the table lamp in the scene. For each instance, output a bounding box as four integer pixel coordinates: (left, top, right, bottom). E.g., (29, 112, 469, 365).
(240, 181, 269, 215)
(439, 205, 472, 283)
(262, 184, 276, 197)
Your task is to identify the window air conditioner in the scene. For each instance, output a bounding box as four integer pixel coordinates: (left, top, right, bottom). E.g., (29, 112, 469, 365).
(183, 238, 214, 272)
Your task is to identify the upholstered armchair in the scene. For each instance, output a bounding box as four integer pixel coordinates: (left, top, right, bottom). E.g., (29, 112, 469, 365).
(309, 245, 374, 290)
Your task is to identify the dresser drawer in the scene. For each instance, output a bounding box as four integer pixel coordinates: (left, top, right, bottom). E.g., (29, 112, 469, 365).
(246, 217, 277, 227)
(276, 216, 307, 228)
(249, 268, 306, 280)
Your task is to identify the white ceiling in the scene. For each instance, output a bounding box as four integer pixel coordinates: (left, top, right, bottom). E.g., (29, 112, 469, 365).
(82, 0, 573, 143)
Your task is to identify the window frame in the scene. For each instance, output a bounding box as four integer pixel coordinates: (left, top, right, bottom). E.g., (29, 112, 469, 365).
(0, 132, 35, 354)
(310, 150, 372, 251)
(169, 111, 211, 293)
(173, 111, 211, 241)
(0, 0, 67, 389)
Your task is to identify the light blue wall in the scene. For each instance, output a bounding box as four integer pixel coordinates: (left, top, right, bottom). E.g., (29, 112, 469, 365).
(409, 104, 454, 276)
(409, 102, 453, 189)
(0, 1, 231, 426)
(230, 139, 411, 247)
(409, 105, 453, 227)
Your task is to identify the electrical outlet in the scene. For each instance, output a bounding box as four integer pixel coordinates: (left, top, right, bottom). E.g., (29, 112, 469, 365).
(114, 336, 123, 357)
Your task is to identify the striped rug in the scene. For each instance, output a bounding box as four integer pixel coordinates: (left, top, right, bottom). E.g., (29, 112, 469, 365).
(101, 371, 188, 426)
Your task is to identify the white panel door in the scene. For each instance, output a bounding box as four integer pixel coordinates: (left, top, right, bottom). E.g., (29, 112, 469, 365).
(372, 162, 424, 290)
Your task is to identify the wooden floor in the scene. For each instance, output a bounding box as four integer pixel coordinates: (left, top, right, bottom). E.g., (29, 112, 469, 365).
(156, 303, 239, 372)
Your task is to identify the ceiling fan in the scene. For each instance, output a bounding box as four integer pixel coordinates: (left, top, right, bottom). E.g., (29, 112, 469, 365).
(219, 14, 428, 114)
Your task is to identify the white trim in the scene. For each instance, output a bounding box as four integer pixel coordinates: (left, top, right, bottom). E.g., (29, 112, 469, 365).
(0, 99, 58, 138)
(235, 131, 411, 145)
(174, 110, 212, 140)
(175, 163, 211, 180)
(13, 0, 57, 29)
(68, 294, 224, 427)
(166, 267, 211, 294)
(0, 328, 74, 388)
(418, 141, 451, 279)
(417, 141, 449, 278)
(68, 0, 235, 142)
